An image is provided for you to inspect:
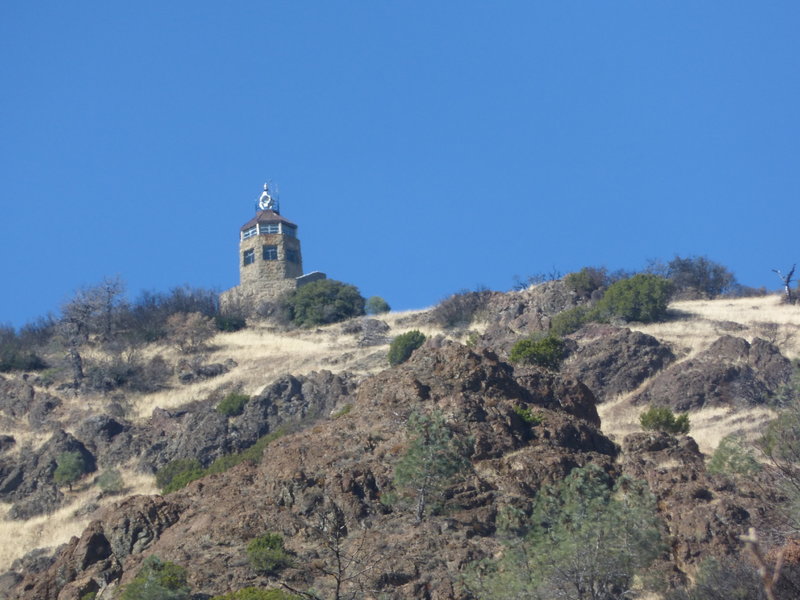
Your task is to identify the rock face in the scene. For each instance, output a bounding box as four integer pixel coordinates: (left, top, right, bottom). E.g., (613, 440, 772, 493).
(0, 377, 62, 427)
(0, 367, 357, 521)
(563, 325, 677, 402)
(74, 415, 138, 468)
(9, 496, 183, 600)
(0, 430, 95, 519)
(1, 335, 788, 599)
(5, 342, 620, 600)
(477, 280, 586, 354)
(140, 369, 358, 471)
(631, 335, 793, 410)
(620, 432, 776, 576)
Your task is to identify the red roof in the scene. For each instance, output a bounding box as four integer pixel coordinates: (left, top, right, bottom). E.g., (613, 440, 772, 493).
(240, 210, 298, 231)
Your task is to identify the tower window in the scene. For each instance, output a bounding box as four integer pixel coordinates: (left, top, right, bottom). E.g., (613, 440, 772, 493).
(286, 249, 299, 263)
(242, 225, 258, 240)
(263, 245, 278, 260)
(281, 224, 297, 238)
(259, 223, 279, 234)
(243, 249, 255, 265)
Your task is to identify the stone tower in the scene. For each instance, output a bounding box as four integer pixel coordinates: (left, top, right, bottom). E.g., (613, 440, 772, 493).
(220, 184, 325, 312)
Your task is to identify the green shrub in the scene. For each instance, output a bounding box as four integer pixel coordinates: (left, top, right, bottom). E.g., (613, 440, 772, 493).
(0, 349, 47, 372)
(212, 589, 301, 600)
(215, 314, 247, 332)
(509, 335, 566, 370)
(513, 405, 543, 426)
(592, 274, 673, 323)
(247, 533, 291, 574)
(365, 296, 391, 315)
(216, 392, 250, 417)
(96, 468, 124, 494)
(639, 406, 690, 435)
(564, 266, 608, 297)
(707, 434, 761, 477)
(80, 592, 97, 600)
(205, 429, 287, 475)
(388, 330, 426, 366)
(285, 279, 365, 327)
(119, 555, 190, 600)
(464, 331, 480, 348)
(54, 451, 90, 490)
(332, 404, 352, 418)
(0, 325, 48, 372)
(156, 459, 205, 493)
(550, 305, 592, 336)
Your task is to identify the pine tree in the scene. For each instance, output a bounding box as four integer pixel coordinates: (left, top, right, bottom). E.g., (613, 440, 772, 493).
(392, 410, 472, 523)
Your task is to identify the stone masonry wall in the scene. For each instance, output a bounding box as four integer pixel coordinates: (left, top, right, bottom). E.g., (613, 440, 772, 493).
(239, 233, 303, 287)
(220, 231, 307, 314)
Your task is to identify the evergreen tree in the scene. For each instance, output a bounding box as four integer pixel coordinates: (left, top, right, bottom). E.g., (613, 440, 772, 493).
(53, 451, 88, 491)
(468, 465, 664, 600)
(392, 410, 472, 523)
(119, 556, 191, 600)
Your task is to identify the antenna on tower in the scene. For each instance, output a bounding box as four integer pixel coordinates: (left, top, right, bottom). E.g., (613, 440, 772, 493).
(269, 180, 281, 214)
(256, 180, 281, 213)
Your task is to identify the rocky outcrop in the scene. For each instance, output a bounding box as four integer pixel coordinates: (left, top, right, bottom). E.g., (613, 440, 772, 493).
(139, 369, 358, 471)
(176, 358, 237, 384)
(5, 342, 620, 599)
(74, 415, 141, 468)
(341, 318, 392, 347)
(631, 335, 793, 410)
(563, 325, 676, 402)
(9, 495, 183, 600)
(621, 432, 776, 576)
(3, 337, 790, 599)
(0, 435, 15, 454)
(0, 377, 62, 427)
(478, 280, 586, 354)
(0, 430, 95, 519)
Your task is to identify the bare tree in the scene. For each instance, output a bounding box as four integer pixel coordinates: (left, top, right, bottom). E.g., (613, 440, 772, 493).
(284, 500, 384, 600)
(165, 312, 216, 354)
(317, 503, 385, 600)
(59, 276, 126, 385)
(95, 276, 126, 340)
(773, 265, 796, 304)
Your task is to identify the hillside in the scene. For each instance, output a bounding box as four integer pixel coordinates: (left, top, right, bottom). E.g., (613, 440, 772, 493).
(1, 286, 799, 599)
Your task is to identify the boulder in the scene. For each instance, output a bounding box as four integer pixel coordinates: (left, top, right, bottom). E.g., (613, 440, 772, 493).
(563, 324, 676, 402)
(631, 335, 793, 410)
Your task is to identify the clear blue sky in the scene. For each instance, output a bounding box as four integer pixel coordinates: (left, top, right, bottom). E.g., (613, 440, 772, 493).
(2, 2, 799, 327)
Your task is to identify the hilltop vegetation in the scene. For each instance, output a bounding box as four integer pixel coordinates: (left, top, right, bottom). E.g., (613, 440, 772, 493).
(1, 257, 800, 599)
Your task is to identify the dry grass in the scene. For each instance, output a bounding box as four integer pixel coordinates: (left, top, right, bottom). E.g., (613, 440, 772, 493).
(598, 294, 796, 457)
(687, 405, 776, 454)
(130, 310, 448, 418)
(598, 392, 778, 457)
(631, 294, 800, 359)
(0, 465, 156, 572)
